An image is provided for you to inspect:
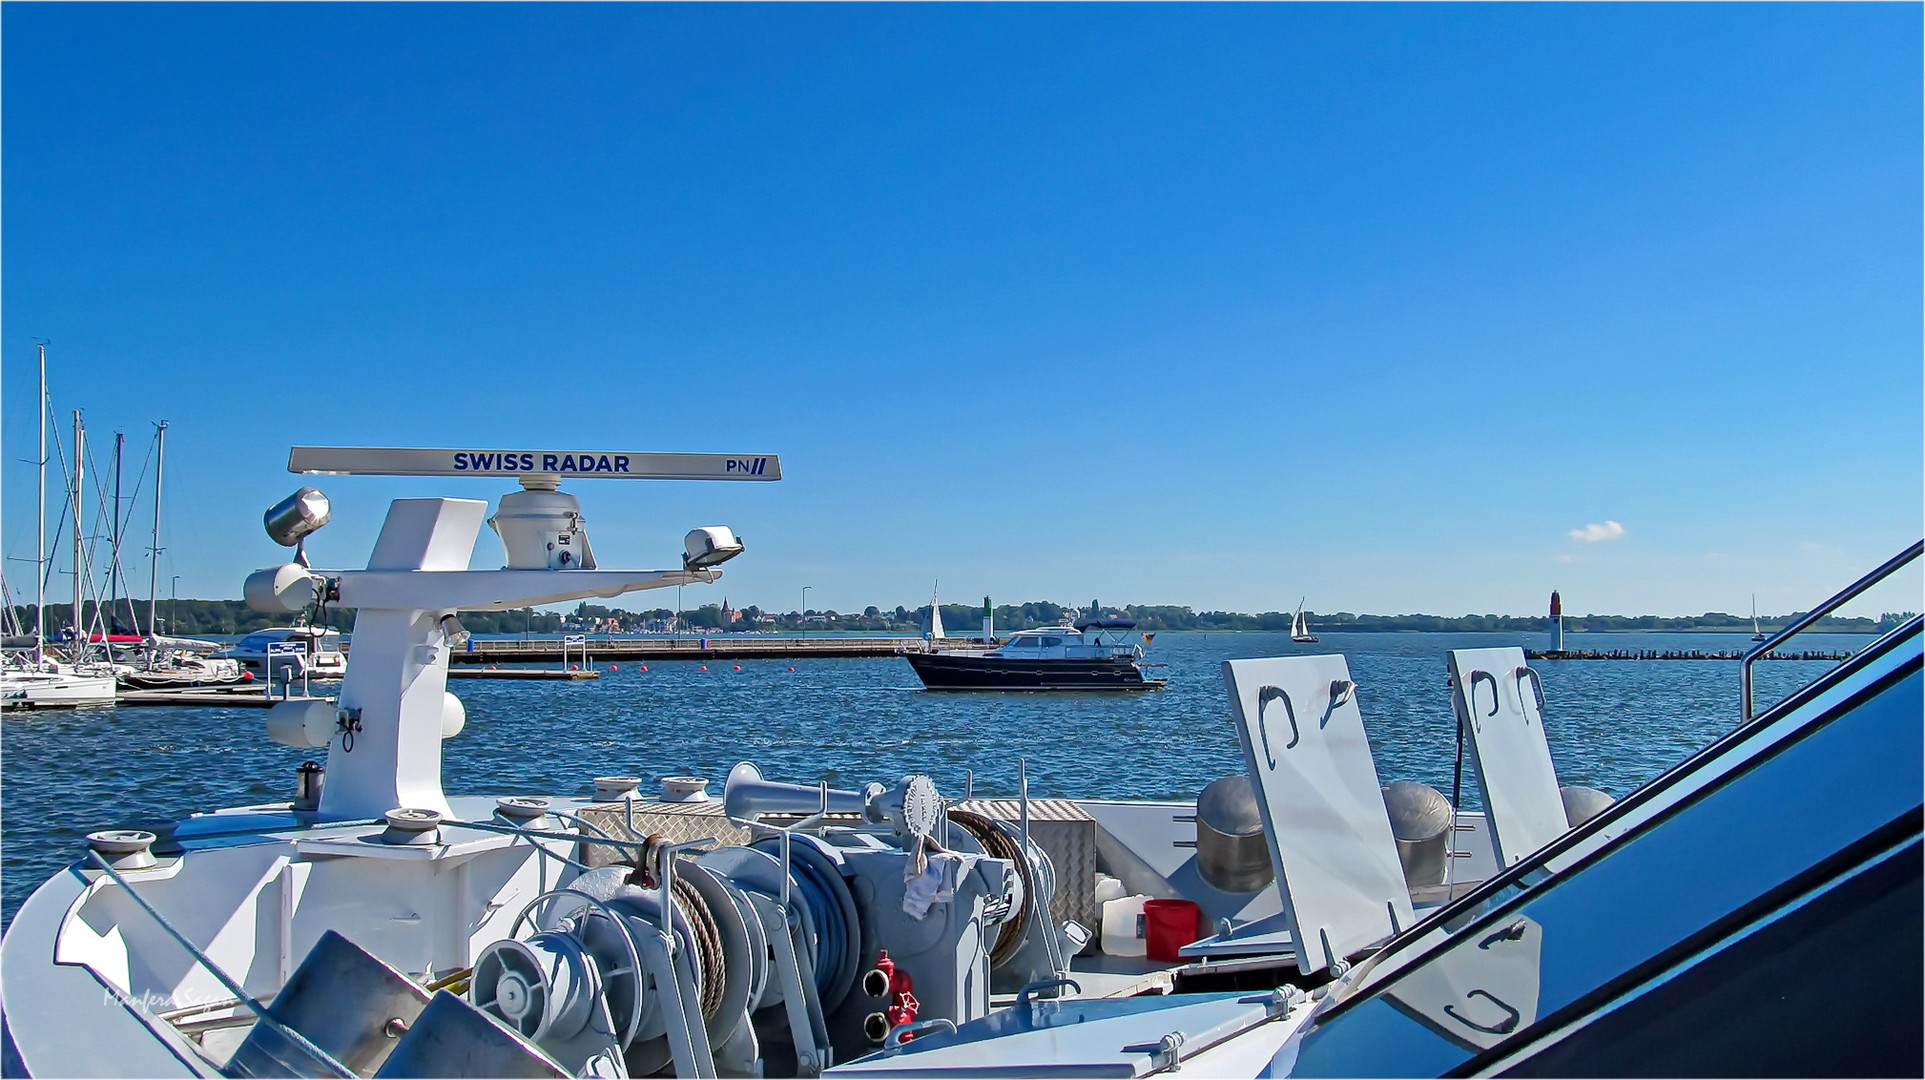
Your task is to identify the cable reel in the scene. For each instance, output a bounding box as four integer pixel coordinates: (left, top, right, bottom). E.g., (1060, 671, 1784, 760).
(472, 888, 646, 1076)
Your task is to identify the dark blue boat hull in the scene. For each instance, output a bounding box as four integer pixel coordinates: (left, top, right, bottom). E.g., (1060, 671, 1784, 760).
(904, 651, 1165, 691)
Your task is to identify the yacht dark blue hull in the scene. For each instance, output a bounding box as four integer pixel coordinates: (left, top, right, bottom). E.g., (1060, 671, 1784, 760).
(905, 651, 1165, 691)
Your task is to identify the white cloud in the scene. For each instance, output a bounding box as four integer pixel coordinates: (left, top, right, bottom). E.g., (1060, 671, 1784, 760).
(1557, 554, 1578, 564)
(1568, 520, 1626, 543)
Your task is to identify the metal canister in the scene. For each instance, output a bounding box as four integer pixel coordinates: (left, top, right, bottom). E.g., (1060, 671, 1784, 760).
(294, 760, 325, 811)
(1382, 781, 1453, 887)
(1195, 775, 1273, 893)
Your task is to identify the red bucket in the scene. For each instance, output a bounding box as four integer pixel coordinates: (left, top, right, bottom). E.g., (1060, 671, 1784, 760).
(1144, 899, 1203, 961)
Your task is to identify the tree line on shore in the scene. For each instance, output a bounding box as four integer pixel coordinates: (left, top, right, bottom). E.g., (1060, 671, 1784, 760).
(11, 598, 1913, 638)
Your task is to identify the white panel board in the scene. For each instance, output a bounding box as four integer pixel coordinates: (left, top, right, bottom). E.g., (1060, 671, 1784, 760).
(1223, 655, 1414, 975)
(1448, 647, 1566, 868)
(288, 446, 781, 480)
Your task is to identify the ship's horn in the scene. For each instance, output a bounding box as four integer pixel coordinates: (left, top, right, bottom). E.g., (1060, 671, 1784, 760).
(723, 761, 876, 823)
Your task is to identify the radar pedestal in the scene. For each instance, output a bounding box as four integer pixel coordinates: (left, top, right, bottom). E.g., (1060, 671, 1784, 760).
(322, 498, 486, 820)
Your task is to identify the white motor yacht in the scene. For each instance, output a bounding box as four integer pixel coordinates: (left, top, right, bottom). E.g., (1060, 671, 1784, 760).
(213, 626, 348, 680)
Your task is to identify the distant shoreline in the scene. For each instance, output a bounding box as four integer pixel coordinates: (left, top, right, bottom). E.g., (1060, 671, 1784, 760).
(17, 598, 1907, 638)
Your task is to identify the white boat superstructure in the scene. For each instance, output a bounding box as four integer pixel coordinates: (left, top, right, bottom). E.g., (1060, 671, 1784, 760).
(213, 626, 348, 679)
(0, 654, 118, 709)
(1, 446, 1917, 1079)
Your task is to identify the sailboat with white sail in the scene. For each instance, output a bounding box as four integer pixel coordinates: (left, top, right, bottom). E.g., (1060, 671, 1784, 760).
(923, 580, 946, 641)
(1751, 594, 1767, 642)
(1291, 597, 1319, 643)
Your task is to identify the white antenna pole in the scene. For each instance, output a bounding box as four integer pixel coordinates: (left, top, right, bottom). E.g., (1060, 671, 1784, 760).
(148, 422, 167, 638)
(71, 410, 84, 641)
(35, 345, 46, 661)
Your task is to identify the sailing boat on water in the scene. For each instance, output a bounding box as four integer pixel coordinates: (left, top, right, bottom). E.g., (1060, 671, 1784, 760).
(1291, 597, 1319, 643)
(1751, 595, 1767, 642)
(923, 581, 946, 641)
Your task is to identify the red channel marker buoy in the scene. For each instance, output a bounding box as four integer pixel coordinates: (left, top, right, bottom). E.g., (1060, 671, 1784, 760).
(699, 665, 708, 671)
(609, 665, 618, 672)
(640, 665, 648, 672)
(788, 667, 795, 672)
(733, 665, 742, 671)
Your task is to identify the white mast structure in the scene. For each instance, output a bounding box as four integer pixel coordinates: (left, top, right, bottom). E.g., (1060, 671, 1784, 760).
(35, 345, 46, 663)
(147, 422, 168, 639)
(251, 446, 777, 820)
(926, 581, 944, 641)
(70, 410, 84, 645)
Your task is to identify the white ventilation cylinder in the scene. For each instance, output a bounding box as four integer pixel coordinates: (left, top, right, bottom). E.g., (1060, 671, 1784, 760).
(267, 699, 338, 749)
(244, 563, 321, 613)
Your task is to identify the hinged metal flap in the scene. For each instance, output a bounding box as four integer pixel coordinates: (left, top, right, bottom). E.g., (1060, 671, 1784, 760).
(1447, 648, 1566, 868)
(1222, 656, 1414, 975)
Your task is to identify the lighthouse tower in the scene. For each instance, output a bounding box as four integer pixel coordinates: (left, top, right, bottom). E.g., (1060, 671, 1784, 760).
(1550, 590, 1565, 654)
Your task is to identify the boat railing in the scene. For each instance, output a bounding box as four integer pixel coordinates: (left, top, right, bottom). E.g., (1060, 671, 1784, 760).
(1741, 539, 1923, 721)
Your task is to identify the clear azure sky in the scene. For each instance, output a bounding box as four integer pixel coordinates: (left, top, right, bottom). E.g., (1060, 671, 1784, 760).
(4, 4, 1920, 620)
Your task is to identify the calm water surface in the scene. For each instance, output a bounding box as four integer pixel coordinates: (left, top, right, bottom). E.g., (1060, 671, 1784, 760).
(0, 631, 1855, 928)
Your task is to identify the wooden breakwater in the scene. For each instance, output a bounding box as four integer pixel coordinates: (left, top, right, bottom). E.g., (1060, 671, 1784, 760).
(1526, 648, 1853, 661)
(441, 637, 992, 664)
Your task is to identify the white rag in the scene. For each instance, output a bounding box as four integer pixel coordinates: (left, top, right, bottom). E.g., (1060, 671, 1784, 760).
(902, 852, 963, 920)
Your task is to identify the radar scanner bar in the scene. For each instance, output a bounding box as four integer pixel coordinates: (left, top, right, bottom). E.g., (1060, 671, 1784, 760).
(287, 446, 782, 480)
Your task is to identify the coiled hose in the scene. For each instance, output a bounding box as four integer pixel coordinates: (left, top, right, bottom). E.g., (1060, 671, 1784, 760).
(751, 838, 851, 1000)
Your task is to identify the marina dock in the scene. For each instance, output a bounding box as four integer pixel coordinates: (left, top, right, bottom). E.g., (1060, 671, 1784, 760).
(1526, 648, 1854, 661)
(116, 687, 332, 708)
(446, 667, 601, 680)
(443, 637, 991, 663)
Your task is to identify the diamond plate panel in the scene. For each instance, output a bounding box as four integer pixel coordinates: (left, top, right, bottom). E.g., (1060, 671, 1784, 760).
(574, 799, 751, 869)
(955, 798, 1098, 943)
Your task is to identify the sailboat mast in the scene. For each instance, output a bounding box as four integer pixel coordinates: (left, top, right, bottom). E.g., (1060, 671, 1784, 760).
(35, 345, 46, 660)
(113, 430, 124, 633)
(71, 410, 84, 640)
(148, 422, 167, 638)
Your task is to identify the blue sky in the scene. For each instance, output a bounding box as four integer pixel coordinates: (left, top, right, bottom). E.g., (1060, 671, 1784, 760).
(4, 4, 1919, 619)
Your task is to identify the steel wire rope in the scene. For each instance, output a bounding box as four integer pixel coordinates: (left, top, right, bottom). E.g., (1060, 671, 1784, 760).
(946, 809, 1031, 967)
(668, 865, 727, 1021)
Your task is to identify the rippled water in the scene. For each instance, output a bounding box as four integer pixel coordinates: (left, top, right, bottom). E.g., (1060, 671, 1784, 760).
(0, 631, 1854, 929)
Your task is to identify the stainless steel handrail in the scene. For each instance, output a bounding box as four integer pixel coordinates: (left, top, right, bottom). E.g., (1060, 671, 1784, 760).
(1741, 539, 1922, 720)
